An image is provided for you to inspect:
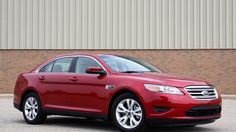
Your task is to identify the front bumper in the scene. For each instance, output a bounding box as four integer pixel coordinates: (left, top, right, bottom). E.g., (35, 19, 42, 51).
(141, 90, 222, 125)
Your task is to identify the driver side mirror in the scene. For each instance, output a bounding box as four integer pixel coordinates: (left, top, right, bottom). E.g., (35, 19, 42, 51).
(86, 67, 107, 75)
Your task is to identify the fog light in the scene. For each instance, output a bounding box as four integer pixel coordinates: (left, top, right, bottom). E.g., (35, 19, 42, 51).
(153, 106, 170, 113)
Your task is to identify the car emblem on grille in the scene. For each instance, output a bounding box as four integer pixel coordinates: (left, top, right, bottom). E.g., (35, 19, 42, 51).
(201, 90, 210, 96)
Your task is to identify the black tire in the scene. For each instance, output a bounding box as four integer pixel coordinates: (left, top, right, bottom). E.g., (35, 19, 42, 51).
(22, 92, 47, 124)
(111, 93, 146, 132)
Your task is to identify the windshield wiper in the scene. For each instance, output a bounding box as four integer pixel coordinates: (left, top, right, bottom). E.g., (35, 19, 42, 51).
(120, 71, 145, 73)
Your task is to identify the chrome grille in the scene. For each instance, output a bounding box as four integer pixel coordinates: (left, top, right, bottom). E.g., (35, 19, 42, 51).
(185, 86, 218, 100)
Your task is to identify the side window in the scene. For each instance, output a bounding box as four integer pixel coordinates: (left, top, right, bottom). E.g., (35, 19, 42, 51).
(75, 57, 102, 74)
(39, 62, 54, 72)
(51, 57, 73, 73)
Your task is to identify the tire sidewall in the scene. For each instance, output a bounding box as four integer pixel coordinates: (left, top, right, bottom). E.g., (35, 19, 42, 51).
(111, 93, 146, 132)
(22, 93, 46, 124)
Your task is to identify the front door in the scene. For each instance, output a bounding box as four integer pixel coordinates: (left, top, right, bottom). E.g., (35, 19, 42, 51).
(66, 57, 108, 114)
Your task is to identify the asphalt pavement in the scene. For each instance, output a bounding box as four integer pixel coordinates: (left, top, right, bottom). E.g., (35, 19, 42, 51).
(0, 98, 235, 132)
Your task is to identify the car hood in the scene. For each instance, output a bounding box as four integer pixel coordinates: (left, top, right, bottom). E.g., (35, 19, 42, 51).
(118, 72, 210, 88)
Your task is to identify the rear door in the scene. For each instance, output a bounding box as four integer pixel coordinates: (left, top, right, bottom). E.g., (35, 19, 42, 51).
(37, 57, 76, 110)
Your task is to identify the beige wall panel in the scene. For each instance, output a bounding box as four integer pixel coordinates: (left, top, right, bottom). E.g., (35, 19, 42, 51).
(0, 0, 235, 49)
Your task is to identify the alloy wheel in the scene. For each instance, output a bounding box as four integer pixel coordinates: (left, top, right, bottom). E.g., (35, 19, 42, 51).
(115, 99, 143, 129)
(24, 97, 38, 121)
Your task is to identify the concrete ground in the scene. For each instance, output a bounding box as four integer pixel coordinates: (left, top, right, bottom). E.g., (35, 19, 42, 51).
(0, 98, 235, 132)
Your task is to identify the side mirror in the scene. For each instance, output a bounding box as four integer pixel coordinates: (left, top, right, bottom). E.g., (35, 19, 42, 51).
(86, 67, 107, 75)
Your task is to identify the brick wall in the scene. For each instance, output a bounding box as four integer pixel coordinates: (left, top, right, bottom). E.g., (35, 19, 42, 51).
(0, 49, 235, 94)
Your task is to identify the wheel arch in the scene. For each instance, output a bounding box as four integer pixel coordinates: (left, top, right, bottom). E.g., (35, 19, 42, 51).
(20, 88, 40, 111)
(107, 88, 145, 121)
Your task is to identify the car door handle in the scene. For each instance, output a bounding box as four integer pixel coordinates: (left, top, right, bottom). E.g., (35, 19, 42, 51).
(39, 76, 45, 80)
(70, 77, 78, 81)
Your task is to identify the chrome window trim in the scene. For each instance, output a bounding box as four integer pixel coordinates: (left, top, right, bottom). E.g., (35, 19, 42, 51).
(35, 55, 109, 75)
(184, 85, 218, 100)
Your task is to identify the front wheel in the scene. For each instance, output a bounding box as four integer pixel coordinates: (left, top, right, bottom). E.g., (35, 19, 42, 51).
(111, 93, 146, 132)
(22, 93, 47, 124)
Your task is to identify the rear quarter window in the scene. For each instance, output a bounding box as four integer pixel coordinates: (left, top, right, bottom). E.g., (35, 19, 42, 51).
(39, 62, 54, 72)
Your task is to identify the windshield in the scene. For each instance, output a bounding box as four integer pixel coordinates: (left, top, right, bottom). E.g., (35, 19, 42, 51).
(99, 55, 162, 73)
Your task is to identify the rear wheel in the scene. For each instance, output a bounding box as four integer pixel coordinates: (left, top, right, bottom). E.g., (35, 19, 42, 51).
(22, 93, 47, 124)
(111, 93, 146, 132)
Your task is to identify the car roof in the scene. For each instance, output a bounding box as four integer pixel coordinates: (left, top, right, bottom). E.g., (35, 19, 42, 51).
(55, 53, 120, 58)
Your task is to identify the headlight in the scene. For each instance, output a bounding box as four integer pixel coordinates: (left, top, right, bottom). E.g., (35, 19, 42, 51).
(144, 84, 183, 95)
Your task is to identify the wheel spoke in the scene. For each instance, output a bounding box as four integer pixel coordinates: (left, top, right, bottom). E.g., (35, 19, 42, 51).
(29, 97, 34, 105)
(131, 117, 139, 126)
(27, 111, 32, 119)
(130, 100, 135, 110)
(34, 105, 38, 110)
(116, 108, 126, 113)
(126, 99, 131, 109)
(30, 110, 34, 119)
(32, 109, 37, 119)
(121, 116, 128, 125)
(118, 115, 127, 122)
(134, 107, 141, 113)
(25, 102, 31, 110)
(130, 117, 134, 127)
(133, 111, 142, 117)
(118, 103, 128, 112)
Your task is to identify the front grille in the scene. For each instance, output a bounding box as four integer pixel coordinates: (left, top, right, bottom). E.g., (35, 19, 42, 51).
(186, 105, 221, 117)
(185, 86, 218, 100)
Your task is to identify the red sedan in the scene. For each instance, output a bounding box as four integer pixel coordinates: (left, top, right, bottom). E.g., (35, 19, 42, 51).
(14, 53, 221, 131)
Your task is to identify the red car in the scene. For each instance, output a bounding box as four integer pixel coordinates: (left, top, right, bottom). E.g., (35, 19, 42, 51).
(14, 54, 221, 131)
